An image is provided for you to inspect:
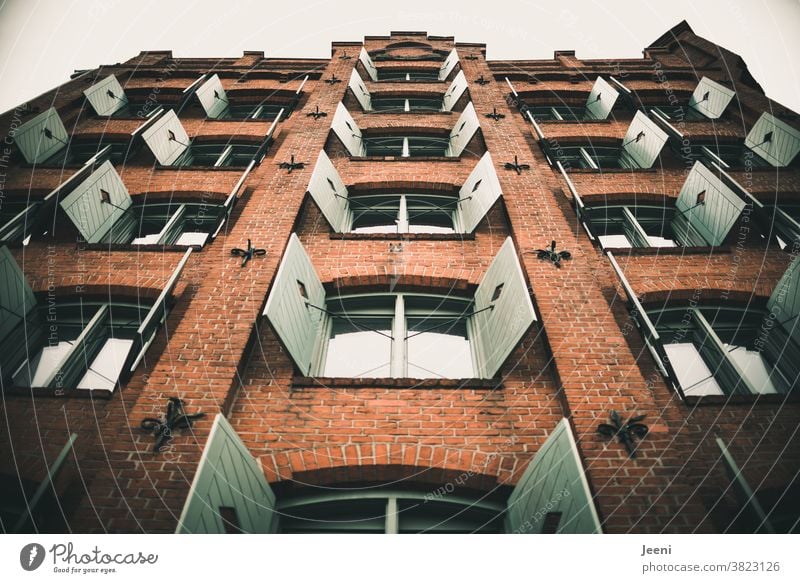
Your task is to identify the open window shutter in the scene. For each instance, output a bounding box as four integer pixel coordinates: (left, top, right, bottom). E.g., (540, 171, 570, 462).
(348, 69, 372, 112)
(125, 248, 192, 373)
(83, 74, 128, 116)
(471, 237, 536, 379)
(767, 255, 800, 346)
(621, 208, 650, 248)
(689, 77, 735, 120)
(606, 251, 680, 392)
(441, 71, 468, 112)
(141, 109, 190, 165)
(196, 74, 229, 119)
(262, 233, 326, 375)
(456, 152, 502, 233)
(671, 161, 745, 246)
(505, 418, 602, 533)
(622, 111, 669, 168)
(745, 112, 800, 168)
(307, 150, 350, 232)
(177, 414, 276, 534)
(59, 160, 133, 243)
(0, 246, 37, 342)
(447, 102, 481, 157)
(358, 47, 378, 81)
(438, 48, 459, 81)
(13, 107, 68, 164)
(331, 102, 364, 157)
(715, 438, 775, 533)
(584, 77, 619, 120)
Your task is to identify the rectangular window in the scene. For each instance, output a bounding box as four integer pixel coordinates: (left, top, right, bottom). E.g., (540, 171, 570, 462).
(349, 195, 456, 234)
(378, 70, 440, 81)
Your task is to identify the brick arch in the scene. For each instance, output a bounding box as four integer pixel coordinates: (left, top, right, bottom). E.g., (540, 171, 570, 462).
(260, 443, 514, 492)
(582, 191, 676, 205)
(128, 189, 229, 203)
(640, 288, 770, 306)
(347, 179, 460, 194)
(324, 273, 477, 295)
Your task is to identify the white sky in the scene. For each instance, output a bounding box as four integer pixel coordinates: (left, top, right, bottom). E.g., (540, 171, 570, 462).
(0, 0, 798, 114)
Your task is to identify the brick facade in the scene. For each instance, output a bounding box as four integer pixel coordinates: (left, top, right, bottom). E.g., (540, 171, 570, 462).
(1, 22, 798, 534)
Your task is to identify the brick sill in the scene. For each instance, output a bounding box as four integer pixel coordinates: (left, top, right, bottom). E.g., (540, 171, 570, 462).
(331, 232, 475, 241)
(154, 165, 250, 171)
(538, 119, 612, 125)
(685, 392, 800, 407)
(373, 80, 447, 85)
(292, 377, 502, 390)
(366, 110, 453, 116)
(4, 386, 113, 400)
(602, 246, 731, 256)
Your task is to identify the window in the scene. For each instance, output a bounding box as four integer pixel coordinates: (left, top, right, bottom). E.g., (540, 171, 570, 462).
(370, 97, 443, 112)
(524, 105, 583, 122)
(675, 143, 771, 169)
(276, 491, 505, 533)
(42, 141, 131, 167)
(264, 234, 536, 380)
(319, 293, 474, 378)
(361, 135, 450, 157)
(648, 305, 797, 396)
(585, 204, 678, 248)
(103, 202, 224, 247)
(8, 301, 148, 392)
(0, 246, 190, 394)
(173, 142, 258, 167)
(766, 203, 800, 250)
(0, 199, 40, 244)
(377, 69, 440, 81)
(223, 103, 290, 120)
(650, 105, 706, 122)
(349, 194, 457, 234)
(551, 145, 640, 169)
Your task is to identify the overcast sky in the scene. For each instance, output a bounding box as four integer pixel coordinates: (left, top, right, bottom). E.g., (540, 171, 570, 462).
(1, 0, 798, 114)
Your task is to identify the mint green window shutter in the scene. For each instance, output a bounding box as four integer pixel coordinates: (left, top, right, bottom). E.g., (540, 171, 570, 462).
(447, 102, 480, 157)
(196, 74, 229, 119)
(456, 151, 502, 233)
(689, 77, 734, 120)
(442, 70, 468, 112)
(471, 237, 536, 379)
(307, 150, 351, 232)
(745, 112, 800, 167)
(13, 107, 68, 164)
(505, 418, 602, 534)
(59, 160, 133, 243)
(439, 48, 459, 81)
(177, 414, 277, 533)
(331, 102, 365, 157)
(83, 74, 129, 116)
(622, 111, 668, 169)
(262, 233, 326, 375)
(0, 245, 37, 342)
(125, 248, 192, 373)
(584, 77, 619, 120)
(348, 69, 372, 112)
(141, 109, 190, 165)
(672, 161, 745, 246)
(358, 47, 378, 81)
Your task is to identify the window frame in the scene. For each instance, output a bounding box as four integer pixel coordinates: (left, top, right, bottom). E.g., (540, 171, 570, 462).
(348, 193, 459, 234)
(313, 292, 476, 379)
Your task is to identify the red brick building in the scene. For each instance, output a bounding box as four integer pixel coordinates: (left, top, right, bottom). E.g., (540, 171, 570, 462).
(1, 21, 798, 534)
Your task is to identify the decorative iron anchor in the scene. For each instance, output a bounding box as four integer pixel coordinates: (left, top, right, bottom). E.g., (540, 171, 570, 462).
(339, 52, 352, 60)
(465, 54, 479, 60)
(532, 240, 572, 268)
(474, 75, 490, 86)
(278, 154, 306, 173)
(230, 238, 266, 267)
(306, 105, 328, 120)
(324, 75, 342, 84)
(597, 410, 649, 459)
(140, 397, 205, 453)
(485, 108, 505, 121)
(503, 155, 530, 175)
